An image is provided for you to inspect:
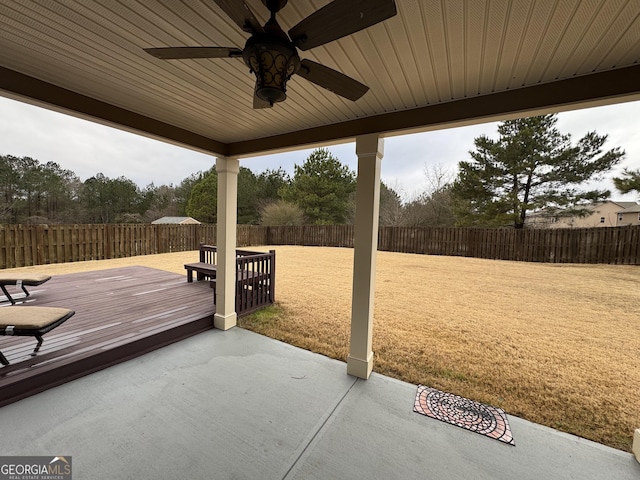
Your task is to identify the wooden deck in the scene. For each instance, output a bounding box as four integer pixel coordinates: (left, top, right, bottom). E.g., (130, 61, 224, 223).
(0, 266, 215, 407)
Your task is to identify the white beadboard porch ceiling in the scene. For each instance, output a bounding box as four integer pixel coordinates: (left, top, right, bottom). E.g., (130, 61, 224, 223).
(0, 0, 639, 158)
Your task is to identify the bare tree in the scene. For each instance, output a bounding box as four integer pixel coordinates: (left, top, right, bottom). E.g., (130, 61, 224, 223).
(378, 181, 405, 226)
(403, 164, 456, 227)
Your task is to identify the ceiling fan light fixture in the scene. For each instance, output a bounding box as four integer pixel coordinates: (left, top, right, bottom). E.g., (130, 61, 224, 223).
(243, 35, 300, 105)
(147, 0, 398, 108)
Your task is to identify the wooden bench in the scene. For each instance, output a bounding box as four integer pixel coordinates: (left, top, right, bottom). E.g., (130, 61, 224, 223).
(208, 268, 268, 303)
(184, 262, 217, 283)
(185, 244, 276, 315)
(184, 244, 217, 282)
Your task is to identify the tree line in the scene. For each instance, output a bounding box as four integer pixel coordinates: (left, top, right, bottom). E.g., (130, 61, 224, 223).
(0, 147, 455, 227)
(184, 148, 459, 227)
(0, 155, 196, 224)
(2, 114, 635, 228)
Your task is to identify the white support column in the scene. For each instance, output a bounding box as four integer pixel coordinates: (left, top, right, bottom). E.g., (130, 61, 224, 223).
(213, 156, 239, 330)
(347, 134, 384, 379)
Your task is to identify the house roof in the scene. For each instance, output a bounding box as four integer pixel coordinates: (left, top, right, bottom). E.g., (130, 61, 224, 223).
(529, 200, 640, 218)
(618, 204, 640, 213)
(151, 216, 201, 225)
(1, 1, 639, 158)
(580, 201, 638, 212)
(612, 201, 640, 209)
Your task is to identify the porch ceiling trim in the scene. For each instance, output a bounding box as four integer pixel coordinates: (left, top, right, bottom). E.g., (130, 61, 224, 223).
(0, 66, 227, 156)
(2, 64, 639, 159)
(227, 65, 640, 157)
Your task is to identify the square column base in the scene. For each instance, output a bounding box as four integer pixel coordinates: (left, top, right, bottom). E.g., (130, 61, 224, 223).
(633, 429, 640, 463)
(213, 312, 237, 331)
(347, 352, 374, 379)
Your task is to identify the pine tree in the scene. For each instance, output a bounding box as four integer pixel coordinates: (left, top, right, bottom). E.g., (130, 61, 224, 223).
(281, 148, 356, 224)
(451, 114, 624, 228)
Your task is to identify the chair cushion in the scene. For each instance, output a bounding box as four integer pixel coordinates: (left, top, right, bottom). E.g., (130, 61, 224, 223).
(0, 274, 51, 285)
(0, 307, 73, 330)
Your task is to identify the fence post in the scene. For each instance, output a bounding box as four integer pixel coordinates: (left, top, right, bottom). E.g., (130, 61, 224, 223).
(269, 250, 276, 303)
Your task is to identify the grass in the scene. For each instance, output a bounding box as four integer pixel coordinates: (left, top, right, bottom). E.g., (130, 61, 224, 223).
(5, 246, 639, 451)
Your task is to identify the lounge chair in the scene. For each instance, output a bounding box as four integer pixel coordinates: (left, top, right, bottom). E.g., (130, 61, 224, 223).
(0, 306, 74, 365)
(0, 274, 51, 304)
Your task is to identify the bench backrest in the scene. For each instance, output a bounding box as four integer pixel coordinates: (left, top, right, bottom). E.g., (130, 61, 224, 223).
(199, 244, 217, 264)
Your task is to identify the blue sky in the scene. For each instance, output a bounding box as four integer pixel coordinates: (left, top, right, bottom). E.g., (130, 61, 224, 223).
(1, 95, 639, 202)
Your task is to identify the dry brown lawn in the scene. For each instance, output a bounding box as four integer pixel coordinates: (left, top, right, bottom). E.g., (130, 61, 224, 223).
(4, 246, 639, 451)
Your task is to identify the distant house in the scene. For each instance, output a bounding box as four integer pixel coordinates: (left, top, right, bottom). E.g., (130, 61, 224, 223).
(151, 216, 201, 225)
(616, 204, 640, 226)
(526, 201, 640, 229)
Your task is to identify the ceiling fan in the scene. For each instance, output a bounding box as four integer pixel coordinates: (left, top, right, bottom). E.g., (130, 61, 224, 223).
(144, 0, 397, 108)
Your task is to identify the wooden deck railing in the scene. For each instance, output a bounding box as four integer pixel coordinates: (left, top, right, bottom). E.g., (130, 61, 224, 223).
(234, 248, 276, 315)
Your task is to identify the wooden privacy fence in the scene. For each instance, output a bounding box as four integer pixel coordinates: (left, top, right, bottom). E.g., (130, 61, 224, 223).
(256, 225, 640, 264)
(262, 225, 354, 247)
(1, 223, 639, 268)
(0, 224, 213, 268)
(376, 226, 640, 264)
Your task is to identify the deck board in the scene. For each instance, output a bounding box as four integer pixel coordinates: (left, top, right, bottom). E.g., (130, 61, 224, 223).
(0, 266, 215, 407)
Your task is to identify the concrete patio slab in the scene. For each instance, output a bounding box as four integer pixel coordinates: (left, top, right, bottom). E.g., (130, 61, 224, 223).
(0, 328, 638, 480)
(289, 370, 638, 480)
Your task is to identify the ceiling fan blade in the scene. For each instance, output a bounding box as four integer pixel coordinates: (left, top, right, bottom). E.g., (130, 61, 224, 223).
(297, 59, 369, 101)
(144, 46, 242, 59)
(213, 0, 264, 34)
(289, 0, 397, 51)
(253, 90, 273, 109)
